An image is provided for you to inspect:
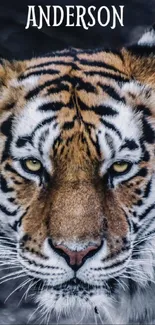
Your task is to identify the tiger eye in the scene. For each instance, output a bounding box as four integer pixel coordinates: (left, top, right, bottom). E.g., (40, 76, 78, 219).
(112, 162, 129, 173)
(25, 159, 42, 172)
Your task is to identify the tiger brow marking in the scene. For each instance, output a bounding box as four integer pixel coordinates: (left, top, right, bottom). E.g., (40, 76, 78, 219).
(100, 119, 122, 139)
(25, 75, 72, 100)
(77, 97, 118, 117)
(16, 116, 56, 148)
(119, 139, 139, 151)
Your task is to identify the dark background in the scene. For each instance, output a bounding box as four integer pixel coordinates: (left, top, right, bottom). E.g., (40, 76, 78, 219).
(0, 0, 155, 324)
(0, 0, 155, 60)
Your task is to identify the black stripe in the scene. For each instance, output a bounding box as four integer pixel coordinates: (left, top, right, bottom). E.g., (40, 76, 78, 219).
(11, 209, 28, 232)
(8, 198, 15, 203)
(102, 255, 129, 270)
(16, 117, 56, 148)
(77, 97, 118, 117)
(79, 48, 124, 60)
(132, 221, 140, 233)
(16, 136, 32, 148)
(63, 116, 77, 130)
(48, 84, 70, 94)
(144, 179, 152, 198)
(26, 61, 73, 70)
(5, 163, 22, 177)
(5, 102, 15, 110)
(31, 117, 56, 138)
(25, 80, 54, 100)
(1, 116, 13, 162)
(19, 69, 60, 80)
(75, 77, 96, 93)
(105, 133, 115, 155)
(119, 139, 139, 151)
(38, 102, 63, 111)
(83, 123, 101, 158)
(143, 149, 150, 162)
(25, 75, 72, 100)
(121, 167, 147, 184)
(0, 174, 13, 193)
(79, 59, 124, 74)
(96, 105, 118, 117)
(136, 219, 155, 240)
(140, 141, 150, 162)
(38, 130, 50, 156)
(100, 119, 122, 139)
(142, 117, 154, 144)
(1, 116, 13, 137)
(1, 138, 11, 162)
(135, 104, 151, 117)
(98, 83, 125, 102)
(139, 203, 155, 220)
(85, 70, 130, 82)
(0, 204, 18, 216)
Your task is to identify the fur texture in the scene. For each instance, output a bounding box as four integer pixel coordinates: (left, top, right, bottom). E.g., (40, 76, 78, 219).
(0, 26, 155, 324)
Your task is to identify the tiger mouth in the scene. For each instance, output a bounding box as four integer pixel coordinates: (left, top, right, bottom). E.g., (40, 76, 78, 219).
(31, 277, 103, 293)
(31, 276, 119, 295)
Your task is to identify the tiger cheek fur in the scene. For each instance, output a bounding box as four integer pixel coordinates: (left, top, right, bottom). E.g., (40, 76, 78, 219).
(0, 26, 155, 324)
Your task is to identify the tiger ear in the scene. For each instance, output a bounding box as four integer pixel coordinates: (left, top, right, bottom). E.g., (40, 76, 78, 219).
(124, 24, 155, 88)
(137, 24, 155, 47)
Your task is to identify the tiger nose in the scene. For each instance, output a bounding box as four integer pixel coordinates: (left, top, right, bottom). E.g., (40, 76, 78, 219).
(49, 240, 101, 270)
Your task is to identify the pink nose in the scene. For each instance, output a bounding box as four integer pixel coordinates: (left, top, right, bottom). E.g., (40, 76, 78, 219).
(54, 244, 100, 268)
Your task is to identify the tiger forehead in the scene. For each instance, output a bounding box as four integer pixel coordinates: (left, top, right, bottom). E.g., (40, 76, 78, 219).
(5, 48, 128, 124)
(6, 50, 144, 170)
(18, 49, 126, 126)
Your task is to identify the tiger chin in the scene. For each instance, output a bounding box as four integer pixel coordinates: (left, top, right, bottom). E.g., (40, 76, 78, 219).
(0, 25, 155, 324)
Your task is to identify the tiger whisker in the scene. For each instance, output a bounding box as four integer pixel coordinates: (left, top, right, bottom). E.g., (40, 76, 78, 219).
(4, 277, 30, 303)
(113, 276, 126, 291)
(28, 303, 42, 324)
(133, 234, 155, 247)
(0, 247, 16, 252)
(17, 278, 35, 306)
(0, 265, 20, 271)
(21, 278, 40, 303)
(0, 269, 24, 281)
(0, 235, 16, 241)
(0, 273, 27, 286)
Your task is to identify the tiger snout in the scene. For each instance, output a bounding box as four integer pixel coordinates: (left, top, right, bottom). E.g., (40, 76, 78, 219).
(20, 179, 130, 272)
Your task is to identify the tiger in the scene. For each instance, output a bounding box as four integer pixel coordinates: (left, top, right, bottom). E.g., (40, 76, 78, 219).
(0, 24, 155, 324)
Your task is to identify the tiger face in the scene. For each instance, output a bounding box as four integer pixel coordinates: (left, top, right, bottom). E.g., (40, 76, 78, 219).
(0, 27, 155, 324)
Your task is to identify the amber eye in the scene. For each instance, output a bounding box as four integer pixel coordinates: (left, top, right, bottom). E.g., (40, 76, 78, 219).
(112, 161, 130, 174)
(24, 159, 42, 173)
